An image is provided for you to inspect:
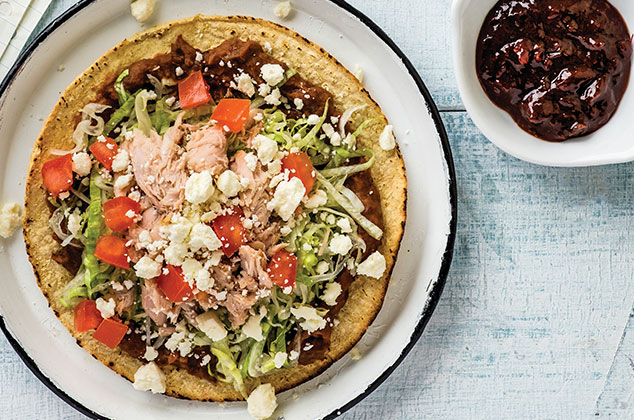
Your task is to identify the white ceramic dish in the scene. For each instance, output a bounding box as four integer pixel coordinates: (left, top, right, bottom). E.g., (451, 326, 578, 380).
(452, 0, 634, 167)
(0, 0, 456, 419)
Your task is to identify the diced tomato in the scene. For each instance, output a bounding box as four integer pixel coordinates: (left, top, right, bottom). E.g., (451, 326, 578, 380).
(73, 299, 103, 332)
(211, 98, 251, 133)
(212, 207, 246, 257)
(94, 235, 129, 269)
(103, 196, 141, 232)
(282, 152, 316, 194)
(156, 265, 193, 303)
(41, 154, 73, 199)
(178, 70, 211, 110)
(89, 137, 119, 171)
(267, 249, 297, 291)
(92, 318, 128, 349)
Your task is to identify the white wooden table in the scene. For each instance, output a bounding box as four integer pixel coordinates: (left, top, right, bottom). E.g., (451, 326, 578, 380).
(3, 1, 634, 419)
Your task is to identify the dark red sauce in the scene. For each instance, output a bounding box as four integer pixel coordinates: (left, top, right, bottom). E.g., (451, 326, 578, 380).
(476, 0, 632, 141)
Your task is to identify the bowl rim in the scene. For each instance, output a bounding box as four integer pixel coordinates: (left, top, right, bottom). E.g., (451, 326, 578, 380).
(0, 1, 458, 419)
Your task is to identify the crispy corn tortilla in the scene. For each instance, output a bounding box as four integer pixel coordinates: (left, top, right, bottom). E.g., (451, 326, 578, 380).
(23, 15, 407, 401)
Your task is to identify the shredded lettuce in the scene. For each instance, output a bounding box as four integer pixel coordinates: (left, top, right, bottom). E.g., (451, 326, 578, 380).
(316, 172, 383, 240)
(114, 69, 130, 106)
(103, 89, 141, 136)
(211, 339, 246, 397)
(135, 89, 156, 136)
(82, 169, 104, 297)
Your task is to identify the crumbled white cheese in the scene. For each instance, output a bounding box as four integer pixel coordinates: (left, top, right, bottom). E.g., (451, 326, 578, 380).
(304, 190, 328, 209)
(264, 87, 282, 106)
(290, 306, 326, 333)
(260, 63, 285, 86)
(306, 114, 320, 125)
(273, 352, 288, 368)
(274, 1, 292, 19)
(247, 384, 278, 420)
(0, 203, 21, 238)
(216, 170, 244, 197)
(379, 125, 396, 151)
(258, 83, 271, 97)
(189, 223, 221, 252)
(130, 0, 157, 23)
(316, 261, 329, 275)
(322, 123, 335, 138)
(236, 73, 256, 97)
(195, 51, 203, 62)
(293, 97, 304, 110)
(144, 346, 159, 361)
(111, 149, 130, 173)
(133, 362, 165, 394)
(329, 233, 353, 255)
(95, 297, 116, 319)
(244, 152, 258, 172)
(268, 159, 282, 175)
(253, 135, 278, 165)
(67, 209, 82, 236)
(289, 350, 299, 361)
(163, 242, 189, 266)
(356, 251, 387, 279)
(185, 170, 214, 204)
(134, 256, 162, 279)
(72, 152, 92, 176)
(114, 173, 133, 191)
(195, 311, 226, 342)
(243, 310, 266, 342)
(267, 177, 305, 221)
(175, 66, 184, 77)
(336, 218, 353, 233)
(160, 215, 192, 243)
(321, 282, 342, 306)
(329, 132, 342, 146)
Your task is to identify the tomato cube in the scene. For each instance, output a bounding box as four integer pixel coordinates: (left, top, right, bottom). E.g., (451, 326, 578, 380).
(178, 70, 211, 109)
(212, 207, 246, 257)
(41, 154, 73, 199)
(89, 137, 119, 171)
(211, 98, 251, 133)
(282, 152, 316, 194)
(94, 235, 130, 269)
(156, 265, 193, 303)
(74, 299, 103, 332)
(267, 249, 297, 292)
(93, 318, 128, 349)
(103, 196, 141, 232)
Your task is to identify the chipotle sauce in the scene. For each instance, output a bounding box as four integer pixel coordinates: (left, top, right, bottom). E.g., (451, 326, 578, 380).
(476, 0, 632, 141)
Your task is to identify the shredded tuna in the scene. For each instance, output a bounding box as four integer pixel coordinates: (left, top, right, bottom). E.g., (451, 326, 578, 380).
(178, 301, 199, 327)
(114, 288, 136, 315)
(210, 262, 236, 291)
(238, 245, 271, 288)
(128, 116, 187, 212)
(224, 291, 257, 327)
(231, 150, 271, 224)
(141, 278, 173, 326)
(185, 125, 228, 175)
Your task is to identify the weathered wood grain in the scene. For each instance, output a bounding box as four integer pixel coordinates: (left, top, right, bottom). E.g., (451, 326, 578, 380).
(4, 1, 634, 420)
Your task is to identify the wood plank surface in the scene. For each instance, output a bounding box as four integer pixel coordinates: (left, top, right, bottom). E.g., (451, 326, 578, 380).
(3, 1, 634, 419)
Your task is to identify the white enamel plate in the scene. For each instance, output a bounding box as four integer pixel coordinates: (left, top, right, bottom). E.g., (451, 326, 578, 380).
(0, 0, 456, 419)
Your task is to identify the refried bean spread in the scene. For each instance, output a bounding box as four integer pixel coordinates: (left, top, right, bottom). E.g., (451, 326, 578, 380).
(476, 0, 632, 141)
